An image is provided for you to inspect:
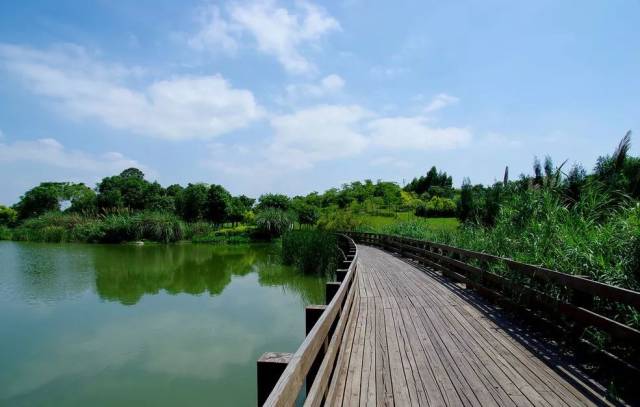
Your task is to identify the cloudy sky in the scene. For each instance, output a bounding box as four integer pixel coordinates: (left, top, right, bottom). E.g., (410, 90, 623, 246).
(1, 0, 639, 204)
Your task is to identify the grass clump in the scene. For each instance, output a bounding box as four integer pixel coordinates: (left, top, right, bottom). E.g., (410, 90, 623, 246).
(254, 208, 293, 239)
(0, 226, 12, 240)
(11, 211, 186, 244)
(191, 225, 252, 244)
(282, 230, 338, 275)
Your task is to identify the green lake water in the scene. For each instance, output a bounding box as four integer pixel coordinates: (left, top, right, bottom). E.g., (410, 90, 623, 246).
(0, 241, 325, 406)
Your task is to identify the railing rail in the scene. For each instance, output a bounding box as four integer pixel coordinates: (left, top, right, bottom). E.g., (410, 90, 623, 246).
(346, 231, 640, 371)
(258, 234, 358, 406)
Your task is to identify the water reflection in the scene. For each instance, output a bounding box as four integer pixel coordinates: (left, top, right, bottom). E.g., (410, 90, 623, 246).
(2, 242, 324, 306)
(0, 241, 325, 406)
(93, 244, 259, 305)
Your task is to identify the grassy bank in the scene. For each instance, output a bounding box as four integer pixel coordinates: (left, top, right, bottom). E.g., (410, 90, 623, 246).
(354, 212, 459, 232)
(4, 212, 255, 244)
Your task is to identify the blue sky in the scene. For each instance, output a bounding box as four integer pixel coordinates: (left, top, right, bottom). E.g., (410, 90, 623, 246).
(1, 0, 639, 205)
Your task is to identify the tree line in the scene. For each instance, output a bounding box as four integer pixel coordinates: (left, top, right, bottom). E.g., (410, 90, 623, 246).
(1, 132, 638, 237)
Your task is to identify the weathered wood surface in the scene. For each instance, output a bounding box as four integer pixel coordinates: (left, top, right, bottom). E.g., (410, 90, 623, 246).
(262, 234, 358, 406)
(324, 245, 616, 406)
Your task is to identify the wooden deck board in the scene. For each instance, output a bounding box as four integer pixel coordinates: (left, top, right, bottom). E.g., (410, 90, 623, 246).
(324, 245, 613, 406)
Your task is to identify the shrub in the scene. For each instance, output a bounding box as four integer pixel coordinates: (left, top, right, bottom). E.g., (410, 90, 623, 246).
(254, 208, 292, 239)
(0, 205, 17, 227)
(0, 226, 12, 240)
(415, 196, 457, 218)
(317, 210, 362, 230)
(282, 230, 338, 275)
(184, 222, 217, 239)
(10, 211, 186, 243)
(133, 212, 185, 243)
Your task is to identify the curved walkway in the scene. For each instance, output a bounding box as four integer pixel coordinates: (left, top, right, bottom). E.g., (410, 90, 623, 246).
(325, 245, 613, 406)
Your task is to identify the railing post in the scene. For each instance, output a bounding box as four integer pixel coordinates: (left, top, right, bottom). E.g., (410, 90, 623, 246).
(326, 282, 341, 304)
(305, 305, 328, 392)
(257, 352, 292, 406)
(305, 305, 327, 335)
(336, 268, 348, 282)
(569, 279, 594, 345)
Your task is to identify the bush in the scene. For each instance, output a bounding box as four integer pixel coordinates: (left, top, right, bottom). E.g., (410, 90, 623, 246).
(0, 226, 12, 240)
(191, 224, 251, 244)
(282, 230, 338, 275)
(317, 210, 362, 230)
(415, 196, 457, 218)
(134, 212, 185, 243)
(387, 187, 640, 292)
(254, 208, 292, 239)
(184, 222, 217, 239)
(10, 211, 186, 243)
(0, 205, 17, 227)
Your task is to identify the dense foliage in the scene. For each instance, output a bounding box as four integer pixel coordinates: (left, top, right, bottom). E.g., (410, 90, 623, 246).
(355, 133, 640, 292)
(414, 196, 457, 218)
(282, 230, 338, 275)
(2, 132, 640, 293)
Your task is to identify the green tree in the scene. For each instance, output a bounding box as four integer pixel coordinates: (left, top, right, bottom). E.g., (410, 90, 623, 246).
(296, 203, 319, 227)
(0, 205, 17, 226)
(457, 178, 476, 222)
(405, 166, 453, 196)
(176, 183, 208, 221)
(67, 184, 97, 214)
(257, 193, 290, 211)
(14, 183, 64, 219)
(206, 184, 231, 225)
(96, 168, 165, 211)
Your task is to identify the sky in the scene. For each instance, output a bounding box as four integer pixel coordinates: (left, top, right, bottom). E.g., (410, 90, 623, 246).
(1, 0, 639, 205)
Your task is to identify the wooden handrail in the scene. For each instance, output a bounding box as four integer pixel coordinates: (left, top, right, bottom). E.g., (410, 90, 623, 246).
(261, 234, 358, 406)
(349, 231, 640, 309)
(304, 268, 358, 406)
(345, 231, 640, 369)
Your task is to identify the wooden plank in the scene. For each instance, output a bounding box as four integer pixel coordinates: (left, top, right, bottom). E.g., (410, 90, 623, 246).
(344, 294, 367, 405)
(319, 243, 617, 407)
(263, 236, 358, 407)
(325, 296, 360, 406)
(359, 297, 376, 407)
(304, 276, 358, 407)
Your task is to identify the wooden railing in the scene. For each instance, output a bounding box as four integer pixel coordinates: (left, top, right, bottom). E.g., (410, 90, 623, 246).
(347, 231, 640, 373)
(257, 234, 358, 406)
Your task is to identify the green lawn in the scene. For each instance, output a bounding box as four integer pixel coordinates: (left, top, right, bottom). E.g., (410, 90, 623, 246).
(353, 212, 459, 232)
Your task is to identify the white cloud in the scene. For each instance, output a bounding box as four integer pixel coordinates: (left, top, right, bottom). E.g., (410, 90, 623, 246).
(269, 104, 369, 168)
(191, 1, 340, 74)
(281, 73, 345, 102)
(0, 138, 144, 173)
(483, 132, 523, 148)
(320, 74, 344, 91)
(370, 156, 411, 168)
(370, 66, 408, 79)
(424, 93, 459, 113)
(0, 43, 263, 140)
(188, 6, 239, 53)
(369, 116, 471, 150)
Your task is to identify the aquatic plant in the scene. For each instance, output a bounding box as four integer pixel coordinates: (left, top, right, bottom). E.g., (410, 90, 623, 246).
(282, 230, 338, 276)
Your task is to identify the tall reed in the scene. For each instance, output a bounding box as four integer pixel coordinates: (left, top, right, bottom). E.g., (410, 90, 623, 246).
(282, 230, 338, 276)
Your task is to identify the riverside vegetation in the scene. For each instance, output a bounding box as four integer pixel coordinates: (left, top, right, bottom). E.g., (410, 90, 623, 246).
(1, 133, 639, 291)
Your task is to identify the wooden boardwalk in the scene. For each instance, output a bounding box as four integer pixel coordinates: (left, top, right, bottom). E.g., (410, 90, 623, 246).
(324, 245, 611, 406)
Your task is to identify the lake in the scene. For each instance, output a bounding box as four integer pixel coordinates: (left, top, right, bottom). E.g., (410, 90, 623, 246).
(0, 241, 325, 406)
